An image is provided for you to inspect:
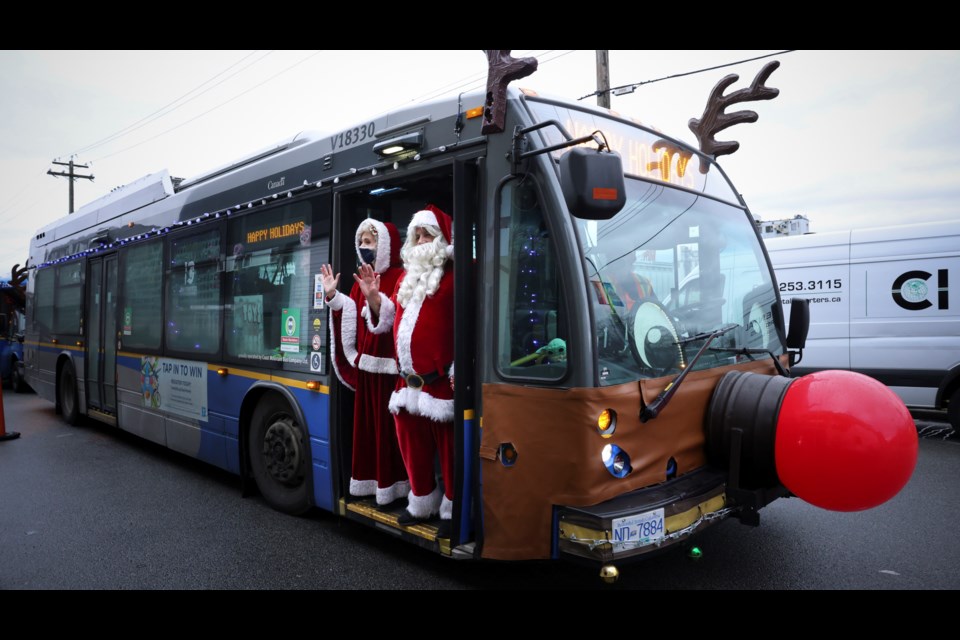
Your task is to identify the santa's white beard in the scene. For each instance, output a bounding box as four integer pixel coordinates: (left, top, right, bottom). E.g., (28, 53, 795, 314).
(398, 238, 447, 307)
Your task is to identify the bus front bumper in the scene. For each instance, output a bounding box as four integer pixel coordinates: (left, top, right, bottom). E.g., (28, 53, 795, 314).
(557, 467, 732, 564)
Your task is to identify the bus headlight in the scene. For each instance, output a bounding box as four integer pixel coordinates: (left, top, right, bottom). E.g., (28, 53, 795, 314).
(602, 444, 632, 478)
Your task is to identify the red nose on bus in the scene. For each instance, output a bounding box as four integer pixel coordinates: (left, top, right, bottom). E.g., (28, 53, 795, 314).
(706, 368, 918, 512)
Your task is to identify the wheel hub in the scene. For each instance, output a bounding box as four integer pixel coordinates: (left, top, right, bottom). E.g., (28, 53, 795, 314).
(261, 418, 303, 485)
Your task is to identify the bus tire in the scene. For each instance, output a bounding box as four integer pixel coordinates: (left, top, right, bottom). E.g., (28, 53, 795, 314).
(249, 394, 311, 515)
(58, 361, 81, 426)
(11, 362, 28, 393)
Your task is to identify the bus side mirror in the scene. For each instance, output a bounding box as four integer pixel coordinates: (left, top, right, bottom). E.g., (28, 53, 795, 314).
(785, 298, 809, 349)
(559, 147, 626, 220)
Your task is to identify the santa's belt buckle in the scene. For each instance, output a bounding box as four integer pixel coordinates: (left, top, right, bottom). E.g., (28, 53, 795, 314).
(405, 373, 425, 389)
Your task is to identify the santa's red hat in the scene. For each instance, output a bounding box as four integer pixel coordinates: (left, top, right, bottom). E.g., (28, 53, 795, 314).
(408, 204, 453, 257)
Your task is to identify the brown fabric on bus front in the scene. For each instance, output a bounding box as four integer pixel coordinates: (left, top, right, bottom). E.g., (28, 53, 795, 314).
(479, 358, 781, 560)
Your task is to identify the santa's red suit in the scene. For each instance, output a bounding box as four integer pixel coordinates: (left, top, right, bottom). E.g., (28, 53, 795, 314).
(327, 219, 409, 505)
(366, 206, 455, 522)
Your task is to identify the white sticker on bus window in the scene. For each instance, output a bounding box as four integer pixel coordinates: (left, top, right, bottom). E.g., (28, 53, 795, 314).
(314, 274, 324, 310)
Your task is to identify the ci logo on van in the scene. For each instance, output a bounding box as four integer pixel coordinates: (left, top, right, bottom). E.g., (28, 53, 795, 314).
(891, 269, 948, 311)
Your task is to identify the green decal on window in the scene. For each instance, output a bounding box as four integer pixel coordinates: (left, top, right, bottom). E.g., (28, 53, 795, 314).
(281, 308, 300, 353)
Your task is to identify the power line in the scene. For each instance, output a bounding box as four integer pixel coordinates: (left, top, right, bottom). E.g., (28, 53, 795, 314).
(92, 51, 322, 163)
(11, 50, 575, 228)
(0, 178, 39, 220)
(579, 50, 795, 101)
(70, 51, 272, 157)
(376, 50, 576, 119)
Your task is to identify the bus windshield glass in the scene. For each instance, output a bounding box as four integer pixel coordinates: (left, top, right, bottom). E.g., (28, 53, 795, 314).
(524, 98, 740, 203)
(577, 179, 782, 387)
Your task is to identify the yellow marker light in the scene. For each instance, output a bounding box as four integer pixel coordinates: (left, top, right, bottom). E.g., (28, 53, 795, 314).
(466, 106, 484, 119)
(76, 341, 83, 347)
(597, 409, 617, 438)
(306, 381, 320, 391)
(51, 338, 58, 345)
(216, 367, 229, 377)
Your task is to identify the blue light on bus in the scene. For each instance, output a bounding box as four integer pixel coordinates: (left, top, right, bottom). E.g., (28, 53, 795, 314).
(602, 444, 632, 478)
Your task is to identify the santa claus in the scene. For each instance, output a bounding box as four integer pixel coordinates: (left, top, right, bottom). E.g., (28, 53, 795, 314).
(322, 219, 409, 506)
(359, 205, 455, 537)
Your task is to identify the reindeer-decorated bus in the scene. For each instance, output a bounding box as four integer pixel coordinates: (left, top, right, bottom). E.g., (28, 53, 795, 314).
(23, 52, 916, 578)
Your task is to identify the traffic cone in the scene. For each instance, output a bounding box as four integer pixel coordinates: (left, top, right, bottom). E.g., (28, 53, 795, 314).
(0, 380, 21, 441)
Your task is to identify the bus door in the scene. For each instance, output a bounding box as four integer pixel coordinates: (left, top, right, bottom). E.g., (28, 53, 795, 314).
(332, 160, 482, 543)
(86, 254, 118, 414)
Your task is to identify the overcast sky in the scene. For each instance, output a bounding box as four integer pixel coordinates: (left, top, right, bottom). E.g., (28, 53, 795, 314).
(1, 50, 958, 274)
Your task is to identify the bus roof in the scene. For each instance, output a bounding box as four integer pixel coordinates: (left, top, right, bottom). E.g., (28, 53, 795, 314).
(29, 86, 709, 267)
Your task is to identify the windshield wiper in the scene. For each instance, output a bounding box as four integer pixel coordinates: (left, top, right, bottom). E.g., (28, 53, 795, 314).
(708, 345, 789, 377)
(640, 324, 738, 423)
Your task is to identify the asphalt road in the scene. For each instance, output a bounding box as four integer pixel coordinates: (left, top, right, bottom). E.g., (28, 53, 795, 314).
(1, 389, 958, 589)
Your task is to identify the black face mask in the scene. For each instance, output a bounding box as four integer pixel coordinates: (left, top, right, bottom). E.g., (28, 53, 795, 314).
(358, 247, 376, 266)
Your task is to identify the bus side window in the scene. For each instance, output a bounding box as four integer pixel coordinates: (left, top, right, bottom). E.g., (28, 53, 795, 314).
(166, 229, 222, 355)
(224, 199, 323, 371)
(34, 268, 54, 334)
(120, 242, 163, 350)
(54, 262, 83, 335)
(496, 179, 567, 379)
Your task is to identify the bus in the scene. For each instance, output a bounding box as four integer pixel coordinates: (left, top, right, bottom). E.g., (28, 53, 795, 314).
(23, 58, 916, 576)
(1, 276, 27, 392)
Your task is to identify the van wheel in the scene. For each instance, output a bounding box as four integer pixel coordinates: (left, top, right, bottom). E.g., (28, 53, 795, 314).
(58, 361, 81, 426)
(249, 394, 311, 515)
(948, 389, 960, 438)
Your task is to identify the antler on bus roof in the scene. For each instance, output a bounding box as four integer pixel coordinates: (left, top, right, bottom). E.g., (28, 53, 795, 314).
(482, 50, 538, 135)
(688, 60, 780, 171)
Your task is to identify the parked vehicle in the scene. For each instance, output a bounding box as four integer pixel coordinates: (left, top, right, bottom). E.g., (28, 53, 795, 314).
(765, 220, 960, 428)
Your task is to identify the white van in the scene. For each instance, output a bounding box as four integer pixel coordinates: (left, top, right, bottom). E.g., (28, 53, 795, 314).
(765, 220, 960, 429)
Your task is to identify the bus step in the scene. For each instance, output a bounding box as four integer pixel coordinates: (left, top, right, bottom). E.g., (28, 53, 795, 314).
(341, 497, 451, 552)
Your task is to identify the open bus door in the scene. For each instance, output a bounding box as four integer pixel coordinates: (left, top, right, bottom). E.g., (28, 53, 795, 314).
(330, 157, 481, 553)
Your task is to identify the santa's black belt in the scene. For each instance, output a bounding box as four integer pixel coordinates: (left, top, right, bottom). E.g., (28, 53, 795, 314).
(401, 370, 446, 389)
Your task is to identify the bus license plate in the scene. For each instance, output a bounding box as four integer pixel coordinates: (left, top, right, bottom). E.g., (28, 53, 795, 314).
(611, 508, 665, 552)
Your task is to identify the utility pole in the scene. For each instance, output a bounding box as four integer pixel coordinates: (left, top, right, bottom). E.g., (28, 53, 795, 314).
(47, 159, 94, 214)
(596, 50, 611, 109)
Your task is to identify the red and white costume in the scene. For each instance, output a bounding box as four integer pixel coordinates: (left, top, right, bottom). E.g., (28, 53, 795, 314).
(367, 206, 455, 521)
(328, 219, 409, 505)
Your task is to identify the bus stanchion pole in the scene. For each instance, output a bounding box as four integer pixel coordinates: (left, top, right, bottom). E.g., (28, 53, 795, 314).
(0, 380, 21, 441)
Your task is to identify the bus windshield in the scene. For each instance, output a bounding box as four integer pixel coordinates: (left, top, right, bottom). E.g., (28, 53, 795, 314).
(577, 179, 782, 386)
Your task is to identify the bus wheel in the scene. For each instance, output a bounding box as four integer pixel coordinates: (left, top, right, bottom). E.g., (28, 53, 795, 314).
(249, 395, 310, 515)
(58, 361, 80, 426)
(11, 363, 27, 393)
